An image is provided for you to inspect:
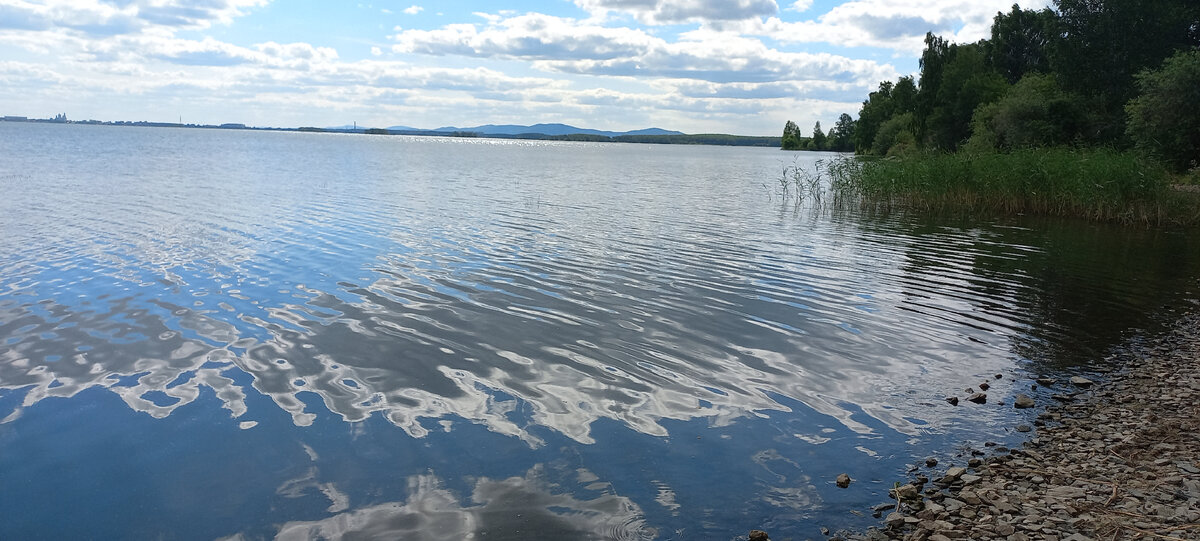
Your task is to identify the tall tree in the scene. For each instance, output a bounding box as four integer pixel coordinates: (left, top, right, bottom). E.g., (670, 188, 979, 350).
(1051, 0, 1200, 142)
(854, 81, 895, 153)
(916, 32, 952, 143)
(988, 4, 1056, 84)
(829, 113, 857, 152)
(810, 121, 827, 150)
(781, 120, 803, 150)
(924, 42, 1009, 151)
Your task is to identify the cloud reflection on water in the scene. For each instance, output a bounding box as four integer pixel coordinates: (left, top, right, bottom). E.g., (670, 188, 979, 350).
(269, 466, 653, 541)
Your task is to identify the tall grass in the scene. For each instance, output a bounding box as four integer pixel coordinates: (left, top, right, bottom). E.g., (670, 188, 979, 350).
(822, 148, 1200, 225)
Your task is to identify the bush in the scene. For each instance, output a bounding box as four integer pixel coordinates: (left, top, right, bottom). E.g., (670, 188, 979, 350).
(967, 74, 1085, 151)
(871, 112, 915, 156)
(1126, 50, 1200, 172)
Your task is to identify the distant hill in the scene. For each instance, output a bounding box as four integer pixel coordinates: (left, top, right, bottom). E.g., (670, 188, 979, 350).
(395, 123, 685, 138)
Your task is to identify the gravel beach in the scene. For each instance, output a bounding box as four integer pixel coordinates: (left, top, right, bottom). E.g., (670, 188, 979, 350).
(816, 313, 1200, 541)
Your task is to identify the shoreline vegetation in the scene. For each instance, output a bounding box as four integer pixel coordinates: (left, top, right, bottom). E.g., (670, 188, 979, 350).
(779, 0, 1199, 224)
(791, 149, 1200, 226)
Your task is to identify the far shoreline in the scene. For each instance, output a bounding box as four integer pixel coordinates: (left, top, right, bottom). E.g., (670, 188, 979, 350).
(0, 117, 787, 148)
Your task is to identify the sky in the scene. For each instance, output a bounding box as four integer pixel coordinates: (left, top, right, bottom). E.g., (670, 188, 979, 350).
(0, 0, 1051, 135)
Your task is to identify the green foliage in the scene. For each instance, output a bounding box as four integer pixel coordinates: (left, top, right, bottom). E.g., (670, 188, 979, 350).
(872, 112, 916, 156)
(923, 43, 1009, 151)
(827, 149, 1188, 224)
(1051, 0, 1200, 144)
(829, 113, 856, 152)
(891, 77, 919, 117)
(809, 121, 828, 150)
(967, 74, 1086, 151)
(988, 4, 1056, 84)
(829, 0, 1200, 222)
(1126, 50, 1200, 172)
(854, 81, 895, 153)
(782, 120, 803, 150)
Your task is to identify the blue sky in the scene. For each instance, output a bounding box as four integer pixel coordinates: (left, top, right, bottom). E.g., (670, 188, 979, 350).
(0, 0, 1049, 135)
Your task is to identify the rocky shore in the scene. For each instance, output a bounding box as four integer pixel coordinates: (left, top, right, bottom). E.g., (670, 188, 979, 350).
(821, 313, 1200, 541)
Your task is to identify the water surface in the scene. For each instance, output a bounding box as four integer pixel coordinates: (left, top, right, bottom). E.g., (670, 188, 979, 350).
(1, 123, 1197, 539)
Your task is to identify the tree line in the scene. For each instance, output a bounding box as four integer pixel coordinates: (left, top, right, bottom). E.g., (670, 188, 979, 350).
(783, 0, 1199, 171)
(781, 115, 855, 152)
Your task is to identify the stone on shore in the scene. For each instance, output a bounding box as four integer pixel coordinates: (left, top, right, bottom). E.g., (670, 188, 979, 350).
(1069, 375, 1094, 387)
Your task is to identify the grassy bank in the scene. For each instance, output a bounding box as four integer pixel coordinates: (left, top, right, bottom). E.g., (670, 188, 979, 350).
(820, 148, 1200, 225)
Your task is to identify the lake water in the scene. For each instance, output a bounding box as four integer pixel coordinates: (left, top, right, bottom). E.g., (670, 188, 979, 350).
(1, 123, 1197, 540)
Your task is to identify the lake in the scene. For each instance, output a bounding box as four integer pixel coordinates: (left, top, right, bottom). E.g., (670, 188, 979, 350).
(1, 122, 1197, 540)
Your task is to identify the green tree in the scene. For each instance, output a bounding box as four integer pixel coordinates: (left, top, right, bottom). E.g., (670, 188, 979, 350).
(891, 76, 919, 117)
(810, 121, 828, 150)
(854, 81, 894, 153)
(987, 4, 1056, 84)
(1051, 0, 1200, 143)
(924, 42, 1009, 150)
(781, 120, 803, 150)
(829, 113, 856, 152)
(916, 32, 952, 143)
(967, 73, 1086, 151)
(1126, 50, 1200, 172)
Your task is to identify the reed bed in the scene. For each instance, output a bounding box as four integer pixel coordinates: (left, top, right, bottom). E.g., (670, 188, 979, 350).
(817, 148, 1200, 225)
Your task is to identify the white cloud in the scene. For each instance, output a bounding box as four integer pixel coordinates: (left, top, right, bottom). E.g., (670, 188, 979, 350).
(370, 46, 381, 56)
(402, 5, 423, 15)
(0, 0, 268, 37)
(393, 14, 657, 60)
(392, 13, 896, 87)
(574, 0, 779, 25)
(786, 0, 813, 12)
(741, 0, 1054, 53)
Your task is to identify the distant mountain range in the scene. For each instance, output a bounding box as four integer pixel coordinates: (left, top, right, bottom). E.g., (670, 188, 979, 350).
(328, 123, 684, 137)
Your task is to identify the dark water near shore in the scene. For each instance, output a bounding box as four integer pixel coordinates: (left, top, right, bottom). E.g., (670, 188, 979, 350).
(1, 122, 1197, 540)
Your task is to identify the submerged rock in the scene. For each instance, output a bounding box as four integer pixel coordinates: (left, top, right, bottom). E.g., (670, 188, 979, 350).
(946, 396, 959, 406)
(836, 473, 852, 488)
(1069, 376, 1095, 387)
(1014, 394, 1036, 409)
(966, 392, 987, 404)
(748, 529, 769, 541)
